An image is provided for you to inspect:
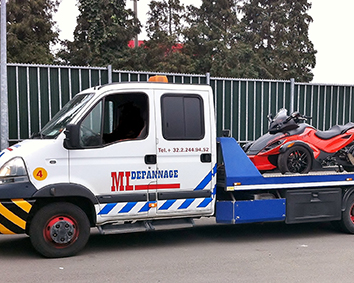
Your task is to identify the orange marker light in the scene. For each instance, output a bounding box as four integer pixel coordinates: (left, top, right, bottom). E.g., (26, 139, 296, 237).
(287, 142, 295, 148)
(148, 75, 168, 83)
(149, 202, 157, 208)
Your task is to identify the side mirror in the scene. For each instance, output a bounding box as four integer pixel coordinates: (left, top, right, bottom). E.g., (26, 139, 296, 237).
(267, 113, 273, 122)
(64, 124, 81, 149)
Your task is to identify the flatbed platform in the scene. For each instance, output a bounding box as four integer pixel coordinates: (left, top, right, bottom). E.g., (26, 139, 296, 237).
(263, 167, 349, 177)
(218, 137, 354, 191)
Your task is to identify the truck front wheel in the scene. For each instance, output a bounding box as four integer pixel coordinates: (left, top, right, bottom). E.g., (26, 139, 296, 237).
(29, 202, 90, 258)
(340, 194, 354, 234)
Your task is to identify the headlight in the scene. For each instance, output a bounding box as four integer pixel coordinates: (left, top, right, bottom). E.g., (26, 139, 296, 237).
(0, 157, 28, 184)
(261, 139, 285, 153)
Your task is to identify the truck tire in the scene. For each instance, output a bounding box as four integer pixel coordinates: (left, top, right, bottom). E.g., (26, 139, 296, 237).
(29, 202, 90, 258)
(278, 145, 312, 174)
(340, 194, 354, 234)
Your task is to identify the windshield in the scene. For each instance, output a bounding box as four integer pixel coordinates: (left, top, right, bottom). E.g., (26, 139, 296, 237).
(274, 108, 288, 120)
(38, 93, 94, 138)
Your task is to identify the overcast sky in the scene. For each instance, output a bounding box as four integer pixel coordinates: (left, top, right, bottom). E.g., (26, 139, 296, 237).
(54, 0, 354, 85)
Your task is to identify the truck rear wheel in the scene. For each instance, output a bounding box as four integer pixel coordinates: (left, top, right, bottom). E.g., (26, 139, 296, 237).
(29, 202, 90, 258)
(340, 194, 354, 234)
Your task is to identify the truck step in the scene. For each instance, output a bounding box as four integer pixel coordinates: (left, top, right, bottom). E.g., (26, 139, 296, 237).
(97, 218, 195, 235)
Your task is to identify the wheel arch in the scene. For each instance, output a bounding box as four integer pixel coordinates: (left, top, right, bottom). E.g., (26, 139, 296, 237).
(341, 186, 354, 211)
(27, 183, 98, 233)
(279, 140, 314, 158)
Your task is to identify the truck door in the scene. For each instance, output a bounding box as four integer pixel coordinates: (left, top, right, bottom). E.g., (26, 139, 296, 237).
(68, 90, 158, 222)
(154, 89, 216, 217)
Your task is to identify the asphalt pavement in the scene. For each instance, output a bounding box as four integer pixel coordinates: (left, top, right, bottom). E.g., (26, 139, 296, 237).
(1, 218, 354, 283)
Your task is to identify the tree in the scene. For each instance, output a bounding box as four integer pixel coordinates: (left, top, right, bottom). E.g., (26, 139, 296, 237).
(141, 0, 194, 73)
(6, 0, 60, 64)
(182, 0, 260, 77)
(241, 0, 317, 82)
(146, 0, 185, 40)
(58, 0, 140, 68)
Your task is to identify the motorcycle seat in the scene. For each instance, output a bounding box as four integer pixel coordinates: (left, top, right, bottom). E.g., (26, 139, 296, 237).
(315, 122, 354, 139)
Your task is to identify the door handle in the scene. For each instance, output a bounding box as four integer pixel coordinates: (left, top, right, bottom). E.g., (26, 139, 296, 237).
(145, 154, 157, 164)
(200, 153, 211, 163)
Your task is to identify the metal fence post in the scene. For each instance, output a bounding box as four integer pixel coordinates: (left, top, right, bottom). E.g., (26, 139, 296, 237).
(108, 65, 112, 84)
(206, 72, 210, 85)
(290, 78, 295, 113)
(0, 0, 8, 149)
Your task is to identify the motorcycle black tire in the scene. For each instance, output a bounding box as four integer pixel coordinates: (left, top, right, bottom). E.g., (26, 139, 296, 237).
(278, 145, 313, 174)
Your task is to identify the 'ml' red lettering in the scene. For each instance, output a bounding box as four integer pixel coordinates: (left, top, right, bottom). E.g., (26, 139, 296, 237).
(111, 172, 124, 191)
(111, 171, 133, 191)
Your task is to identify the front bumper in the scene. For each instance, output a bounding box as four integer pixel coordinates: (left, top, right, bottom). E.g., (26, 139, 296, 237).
(0, 198, 35, 234)
(0, 181, 37, 234)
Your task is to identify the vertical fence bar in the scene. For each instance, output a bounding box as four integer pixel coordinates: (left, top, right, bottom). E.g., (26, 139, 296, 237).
(68, 68, 72, 100)
(260, 81, 264, 135)
(47, 67, 52, 119)
(324, 85, 327, 129)
(290, 78, 295, 113)
(350, 87, 353, 120)
(253, 81, 256, 140)
(107, 65, 112, 84)
(310, 85, 314, 118)
(343, 86, 346, 123)
(230, 80, 234, 137)
(26, 67, 31, 136)
(0, 0, 8, 149)
(79, 69, 82, 92)
(336, 86, 340, 124)
(245, 81, 249, 141)
(89, 69, 92, 87)
(206, 73, 210, 85)
(237, 81, 242, 139)
(222, 80, 225, 131)
(16, 66, 20, 140)
(58, 68, 62, 108)
(37, 67, 41, 130)
(275, 82, 279, 110)
(316, 86, 320, 129)
(296, 83, 300, 112)
(282, 82, 286, 109)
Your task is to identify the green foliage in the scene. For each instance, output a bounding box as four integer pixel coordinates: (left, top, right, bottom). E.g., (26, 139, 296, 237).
(183, 0, 260, 77)
(241, 0, 317, 82)
(6, 0, 316, 81)
(140, 0, 195, 73)
(146, 0, 185, 39)
(58, 0, 141, 68)
(6, 0, 60, 64)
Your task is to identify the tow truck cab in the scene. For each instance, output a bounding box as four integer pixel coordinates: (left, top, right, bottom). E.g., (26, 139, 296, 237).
(0, 77, 217, 248)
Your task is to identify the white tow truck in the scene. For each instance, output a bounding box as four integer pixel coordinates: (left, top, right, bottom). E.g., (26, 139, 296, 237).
(0, 76, 354, 257)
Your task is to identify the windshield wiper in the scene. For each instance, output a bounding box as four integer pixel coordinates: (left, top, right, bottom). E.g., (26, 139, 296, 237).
(30, 132, 42, 139)
(30, 132, 51, 139)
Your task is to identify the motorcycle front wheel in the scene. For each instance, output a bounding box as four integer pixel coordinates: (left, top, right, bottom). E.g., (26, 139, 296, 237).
(278, 145, 312, 174)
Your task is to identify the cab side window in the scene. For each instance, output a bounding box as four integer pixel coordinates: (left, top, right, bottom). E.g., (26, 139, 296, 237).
(79, 92, 148, 147)
(80, 101, 103, 147)
(161, 94, 204, 140)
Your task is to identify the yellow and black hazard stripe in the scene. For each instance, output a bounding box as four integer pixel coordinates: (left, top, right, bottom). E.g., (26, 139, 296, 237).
(0, 199, 34, 234)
